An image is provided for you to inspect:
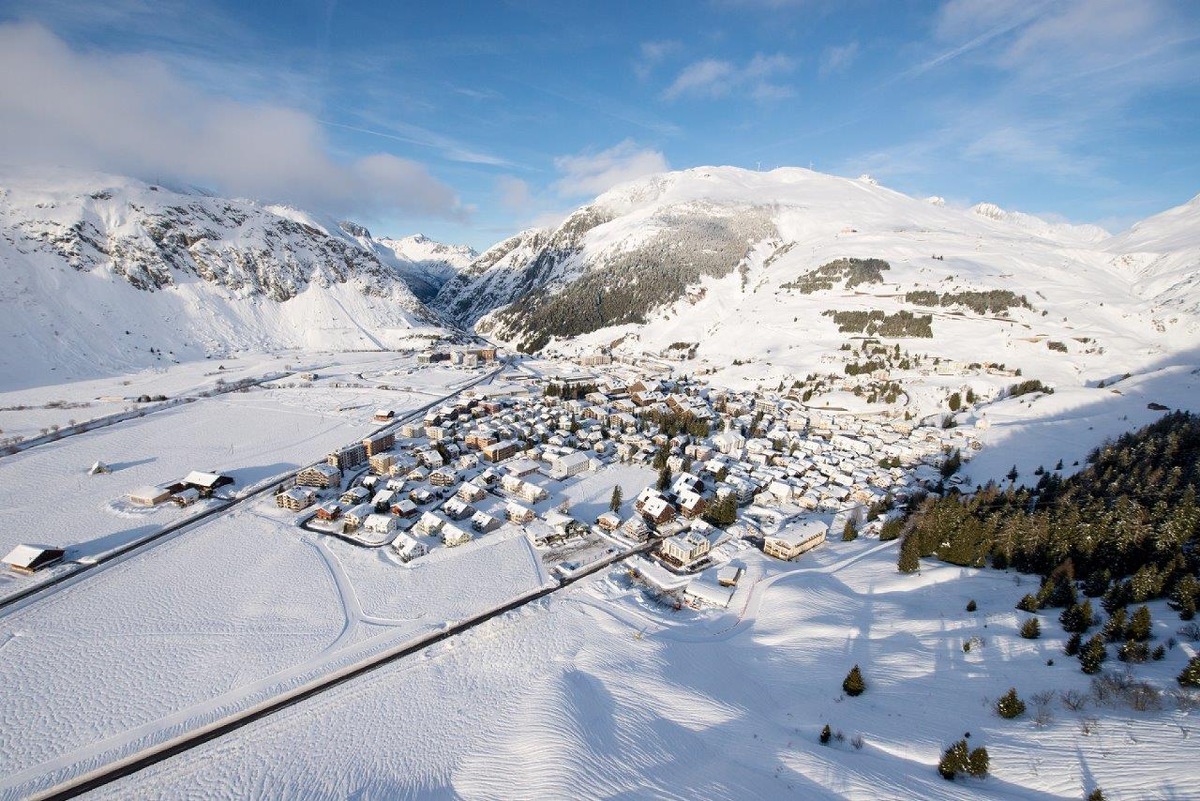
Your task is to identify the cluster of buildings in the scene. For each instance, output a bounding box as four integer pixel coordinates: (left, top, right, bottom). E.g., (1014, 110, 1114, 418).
(267, 367, 973, 578)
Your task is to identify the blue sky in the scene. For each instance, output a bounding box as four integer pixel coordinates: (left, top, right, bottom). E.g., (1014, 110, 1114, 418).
(1, 0, 1198, 249)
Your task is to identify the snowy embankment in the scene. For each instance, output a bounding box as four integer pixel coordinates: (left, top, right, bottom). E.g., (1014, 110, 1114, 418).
(91, 534, 1200, 800)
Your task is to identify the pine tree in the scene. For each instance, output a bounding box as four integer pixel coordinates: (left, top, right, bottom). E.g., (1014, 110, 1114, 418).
(1059, 599, 1094, 634)
(1019, 617, 1041, 639)
(1080, 635, 1108, 674)
(819, 724, 832, 745)
(966, 746, 990, 778)
(609, 485, 623, 513)
(1103, 607, 1127, 642)
(1086, 789, 1106, 801)
(938, 739, 969, 780)
(996, 688, 1026, 719)
(966, 599, 977, 612)
(843, 665, 866, 696)
(898, 534, 920, 573)
(1017, 594, 1040, 612)
(1117, 641, 1149, 663)
(1064, 632, 1082, 656)
(656, 465, 672, 492)
(1125, 605, 1152, 642)
(842, 519, 859, 542)
(1177, 655, 1200, 687)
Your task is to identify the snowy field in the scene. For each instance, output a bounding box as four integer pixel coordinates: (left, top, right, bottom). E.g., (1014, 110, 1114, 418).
(0, 501, 551, 800)
(0, 356, 490, 601)
(91, 534, 1200, 800)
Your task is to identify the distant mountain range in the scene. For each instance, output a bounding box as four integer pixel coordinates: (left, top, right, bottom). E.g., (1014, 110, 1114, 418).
(2, 165, 1197, 387)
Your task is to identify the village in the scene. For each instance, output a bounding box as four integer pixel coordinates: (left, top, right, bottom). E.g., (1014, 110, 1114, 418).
(250, 348, 980, 611)
(0, 341, 985, 615)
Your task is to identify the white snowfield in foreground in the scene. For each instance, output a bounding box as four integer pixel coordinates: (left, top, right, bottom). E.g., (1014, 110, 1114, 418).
(94, 538, 1199, 800)
(0, 513, 550, 800)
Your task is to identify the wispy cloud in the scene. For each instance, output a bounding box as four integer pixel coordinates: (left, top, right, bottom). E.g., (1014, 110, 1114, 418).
(634, 39, 682, 80)
(819, 41, 859, 77)
(0, 23, 462, 219)
(663, 52, 795, 100)
(321, 118, 516, 168)
(552, 140, 669, 197)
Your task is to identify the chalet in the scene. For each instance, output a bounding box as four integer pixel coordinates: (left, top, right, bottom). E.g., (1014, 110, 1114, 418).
(596, 511, 622, 531)
(373, 409, 395, 423)
(340, 486, 370, 506)
(386, 478, 407, 493)
(276, 487, 317, 511)
(677, 490, 707, 519)
(176, 471, 234, 498)
(297, 463, 342, 489)
(341, 503, 375, 530)
(409, 488, 436, 506)
(127, 486, 172, 507)
(364, 513, 396, 535)
(392, 533, 427, 562)
(457, 481, 487, 503)
(506, 502, 535, 524)
(315, 501, 342, 521)
(415, 511, 445, 536)
(640, 494, 676, 527)
(442, 497, 474, 521)
(429, 467, 458, 487)
(390, 498, 419, 518)
(659, 530, 711, 568)
(2, 545, 65, 574)
(327, 443, 367, 470)
(442, 522, 472, 547)
(371, 489, 396, 511)
(471, 511, 502, 533)
(763, 519, 827, 561)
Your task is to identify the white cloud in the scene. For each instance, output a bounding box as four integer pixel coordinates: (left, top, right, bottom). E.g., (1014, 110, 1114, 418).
(819, 41, 860, 76)
(495, 175, 533, 212)
(0, 23, 462, 219)
(552, 140, 669, 197)
(663, 52, 796, 100)
(634, 39, 682, 80)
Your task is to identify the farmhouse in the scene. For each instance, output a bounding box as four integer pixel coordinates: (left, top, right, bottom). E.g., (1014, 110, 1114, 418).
(763, 519, 828, 561)
(2, 545, 66, 574)
(127, 486, 172, 507)
(176, 471, 234, 498)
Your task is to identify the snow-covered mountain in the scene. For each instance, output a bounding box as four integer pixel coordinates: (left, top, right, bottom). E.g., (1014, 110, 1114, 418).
(1106, 193, 1200, 316)
(370, 232, 476, 302)
(0, 168, 450, 383)
(434, 166, 1200, 389)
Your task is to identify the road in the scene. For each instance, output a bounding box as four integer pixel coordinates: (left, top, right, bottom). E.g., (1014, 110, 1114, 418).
(0, 364, 503, 614)
(33, 532, 660, 801)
